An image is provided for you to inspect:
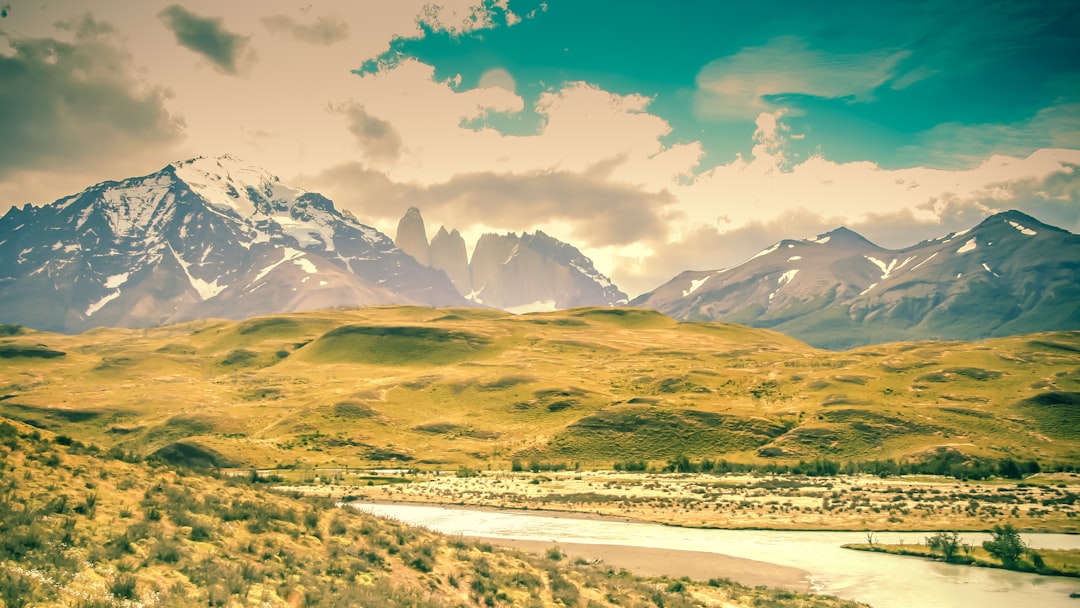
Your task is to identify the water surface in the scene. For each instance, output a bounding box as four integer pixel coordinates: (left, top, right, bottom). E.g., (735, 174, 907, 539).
(352, 502, 1080, 608)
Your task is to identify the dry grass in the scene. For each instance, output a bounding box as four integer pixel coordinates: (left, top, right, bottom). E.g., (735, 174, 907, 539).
(1, 307, 1077, 473)
(282, 469, 1080, 533)
(0, 418, 867, 607)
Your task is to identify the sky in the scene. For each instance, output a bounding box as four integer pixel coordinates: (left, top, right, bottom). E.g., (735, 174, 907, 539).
(1, 0, 1078, 297)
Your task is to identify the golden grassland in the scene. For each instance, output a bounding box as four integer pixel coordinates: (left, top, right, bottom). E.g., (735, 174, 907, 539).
(279, 469, 1080, 533)
(1, 306, 1078, 474)
(0, 419, 865, 608)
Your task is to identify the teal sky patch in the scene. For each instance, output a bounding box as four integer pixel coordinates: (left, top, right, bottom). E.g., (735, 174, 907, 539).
(358, 0, 1080, 171)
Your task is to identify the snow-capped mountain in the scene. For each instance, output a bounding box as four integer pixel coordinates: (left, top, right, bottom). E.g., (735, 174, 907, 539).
(632, 211, 1080, 348)
(0, 155, 468, 333)
(394, 208, 628, 312)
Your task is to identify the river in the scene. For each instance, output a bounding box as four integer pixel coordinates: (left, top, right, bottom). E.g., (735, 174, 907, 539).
(351, 502, 1080, 608)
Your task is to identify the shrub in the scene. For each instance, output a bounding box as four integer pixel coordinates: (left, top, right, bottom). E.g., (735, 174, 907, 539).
(983, 524, 1025, 567)
(926, 531, 961, 562)
(109, 573, 138, 600)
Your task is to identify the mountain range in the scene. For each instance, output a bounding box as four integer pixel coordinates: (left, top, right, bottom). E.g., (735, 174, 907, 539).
(0, 156, 468, 333)
(1, 155, 1077, 347)
(632, 210, 1080, 348)
(394, 207, 628, 312)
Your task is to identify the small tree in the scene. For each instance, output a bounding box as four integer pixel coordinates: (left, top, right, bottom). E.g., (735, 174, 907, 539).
(983, 524, 1026, 567)
(926, 531, 961, 562)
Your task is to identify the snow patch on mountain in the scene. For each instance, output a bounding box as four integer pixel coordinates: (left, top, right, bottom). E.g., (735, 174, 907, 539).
(169, 243, 227, 300)
(778, 269, 799, 285)
(956, 238, 978, 254)
(104, 273, 130, 289)
(173, 155, 278, 217)
(99, 176, 173, 236)
(750, 243, 780, 261)
(86, 291, 121, 317)
(293, 257, 317, 274)
(275, 216, 334, 250)
(1007, 220, 1037, 236)
(682, 276, 710, 297)
(911, 251, 938, 271)
(254, 248, 305, 283)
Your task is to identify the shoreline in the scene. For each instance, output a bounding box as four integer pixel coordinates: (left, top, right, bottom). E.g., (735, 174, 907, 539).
(338, 496, 1080, 534)
(477, 537, 813, 592)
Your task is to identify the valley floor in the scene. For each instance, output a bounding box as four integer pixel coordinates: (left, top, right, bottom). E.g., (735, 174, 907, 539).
(275, 469, 1080, 533)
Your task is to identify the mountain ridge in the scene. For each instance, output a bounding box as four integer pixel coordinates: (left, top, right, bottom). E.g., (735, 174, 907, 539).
(393, 208, 628, 312)
(0, 156, 468, 333)
(632, 210, 1080, 349)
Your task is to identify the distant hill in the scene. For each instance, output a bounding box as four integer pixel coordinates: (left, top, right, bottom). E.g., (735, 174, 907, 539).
(0, 156, 468, 333)
(632, 211, 1080, 348)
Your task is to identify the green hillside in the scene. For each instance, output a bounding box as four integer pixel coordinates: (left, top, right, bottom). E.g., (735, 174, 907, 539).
(1, 306, 1077, 470)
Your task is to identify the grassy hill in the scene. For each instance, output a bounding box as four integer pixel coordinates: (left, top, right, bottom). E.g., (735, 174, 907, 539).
(1, 307, 1077, 471)
(0, 419, 865, 607)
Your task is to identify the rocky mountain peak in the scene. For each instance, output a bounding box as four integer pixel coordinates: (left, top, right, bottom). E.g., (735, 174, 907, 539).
(429, 225, 470, 294)
(394, 206, 430, 265)
(804, 226, 882, 250)
(391, 209, 628, 311)
(0, 158, 468, 333)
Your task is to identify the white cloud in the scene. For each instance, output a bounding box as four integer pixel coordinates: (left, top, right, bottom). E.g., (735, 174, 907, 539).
(694, 36, 914, 120)
(348, 62, 701, 189)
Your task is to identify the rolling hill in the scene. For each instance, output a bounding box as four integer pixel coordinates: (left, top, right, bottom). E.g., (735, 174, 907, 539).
(1, 306, 1077, 470)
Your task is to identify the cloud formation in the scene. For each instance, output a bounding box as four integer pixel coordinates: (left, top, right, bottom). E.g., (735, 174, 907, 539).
(298, 162, 674, 249)
(158, 5, 254, 75)
(334, 103, 404, 164)
(694, 36, 914, 120)
(0, 14, 182, 182)
(261, 14, 349, 45)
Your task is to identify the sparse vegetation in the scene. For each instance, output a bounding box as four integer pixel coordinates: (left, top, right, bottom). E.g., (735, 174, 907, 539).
(0, 417, 868, 607)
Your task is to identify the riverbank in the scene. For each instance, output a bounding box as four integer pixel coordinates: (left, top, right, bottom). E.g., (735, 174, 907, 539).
(481, 538, 813, 592)
(843, 542, 1080, 578)
(352, 501, 1080, 608)
(278, 469, 1080, 533)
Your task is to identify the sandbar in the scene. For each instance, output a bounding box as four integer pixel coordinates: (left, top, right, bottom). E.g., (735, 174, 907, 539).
(479, 537, 812, 592)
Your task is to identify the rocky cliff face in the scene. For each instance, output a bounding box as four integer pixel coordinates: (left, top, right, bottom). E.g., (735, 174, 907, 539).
(632, 210, 1080, 348)
(392, 209, 627, 311)
(429, 226, 470, 295)
(0, 156, 469, 333)
(394, 206, 430, 266)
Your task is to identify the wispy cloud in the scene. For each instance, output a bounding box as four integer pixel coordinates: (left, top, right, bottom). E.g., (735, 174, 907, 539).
(331, 102, 404, 164)
(694, 36, 917, 120)
(261, 14, 349, 46)
(897, 103, 1080, 168)
(158, 5, 254, 75)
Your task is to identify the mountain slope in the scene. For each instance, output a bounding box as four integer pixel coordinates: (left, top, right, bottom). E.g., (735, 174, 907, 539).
(632, 211, 1080, 348)
(0, 156, 467, 333)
